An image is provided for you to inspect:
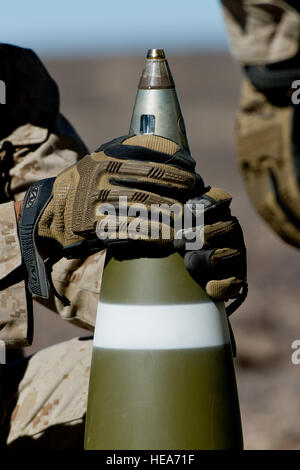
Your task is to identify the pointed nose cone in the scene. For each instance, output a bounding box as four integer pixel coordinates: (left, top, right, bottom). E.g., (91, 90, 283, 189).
(129, 49, 190, 153)
(138, 49, 175, 90)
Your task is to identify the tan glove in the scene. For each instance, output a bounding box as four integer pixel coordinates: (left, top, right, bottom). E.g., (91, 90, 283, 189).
(38, 134, 201, 253)
(174, 187, 247, 315)
(18, 134, 204, 300)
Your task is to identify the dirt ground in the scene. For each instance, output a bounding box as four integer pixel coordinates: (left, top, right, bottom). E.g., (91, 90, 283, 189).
(26, 52, 300, 450)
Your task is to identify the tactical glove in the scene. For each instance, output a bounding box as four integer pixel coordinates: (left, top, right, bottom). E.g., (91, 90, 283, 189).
(18, 134, 204, 301)
(237, 67, 300, 249)
(174, 187, 247, 315)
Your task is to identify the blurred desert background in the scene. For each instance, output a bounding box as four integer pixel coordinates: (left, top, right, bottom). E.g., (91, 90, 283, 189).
(21, 51, 300, 450)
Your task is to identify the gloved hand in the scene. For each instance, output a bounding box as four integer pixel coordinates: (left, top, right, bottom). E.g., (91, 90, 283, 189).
(18, 134, 204, 301)
(237, 69, 300, 249)
(174, 187, 247, 315)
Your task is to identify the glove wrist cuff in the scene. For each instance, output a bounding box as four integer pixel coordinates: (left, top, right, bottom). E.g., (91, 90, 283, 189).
(18, 178, 55, 298)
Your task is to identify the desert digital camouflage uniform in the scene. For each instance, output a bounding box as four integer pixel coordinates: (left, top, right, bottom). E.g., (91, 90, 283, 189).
(221, 1, 300, 248)
(0, 45, 104, 448)
(221, 0, 300, 65)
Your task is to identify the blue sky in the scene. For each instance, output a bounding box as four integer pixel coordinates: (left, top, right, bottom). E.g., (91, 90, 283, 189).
(2, 0, 229, 57)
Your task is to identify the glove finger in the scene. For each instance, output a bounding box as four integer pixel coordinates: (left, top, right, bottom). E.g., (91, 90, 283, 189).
(209, 248, 245, 279)
(174, 220, 244, 254)
(97, 193, 176, 258)
(99, 187, 182, 207)
(202, 218, 245, 249)
(109, 175, 197, 203)
(95, 134, 205, 198)
(105, 156, 204, 201)
(93, 146, 201, 195)
(73, 185, 183, 236)
(98, 134, 197, 172)
(184, 247, 245, 285)
(201, 187, 232, 206)
(184, 248, 245, 299)
(96, 213, 176, 247)
(206, 278, 245, 300)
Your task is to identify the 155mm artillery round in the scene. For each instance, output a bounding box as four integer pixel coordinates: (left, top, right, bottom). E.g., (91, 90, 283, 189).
(84, 49, 243, 450)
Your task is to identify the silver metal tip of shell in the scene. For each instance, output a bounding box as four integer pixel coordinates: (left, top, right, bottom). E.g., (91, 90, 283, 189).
(147, 49, 165, 59)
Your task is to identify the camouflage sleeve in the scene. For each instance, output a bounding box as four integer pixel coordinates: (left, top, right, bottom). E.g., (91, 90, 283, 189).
(0, 121, 105, 345)
(0, 114, 106, 346)
(39, 251, 106, 331)
(0, 202, 31, 347)
(221, 0, 300, 65)
(0, 45, 104, 347)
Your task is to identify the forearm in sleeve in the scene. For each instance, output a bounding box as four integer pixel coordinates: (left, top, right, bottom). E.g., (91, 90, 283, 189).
(221, 0, 300, 65)
(0, 201, 32, 347)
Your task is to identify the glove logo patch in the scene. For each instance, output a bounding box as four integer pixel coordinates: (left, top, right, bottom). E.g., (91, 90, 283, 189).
(25, 184, 41, 209)
(28, 260, 38, 288)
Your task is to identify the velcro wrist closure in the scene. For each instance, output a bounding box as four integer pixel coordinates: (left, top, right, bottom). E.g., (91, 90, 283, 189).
(18, 178, 55, 298)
